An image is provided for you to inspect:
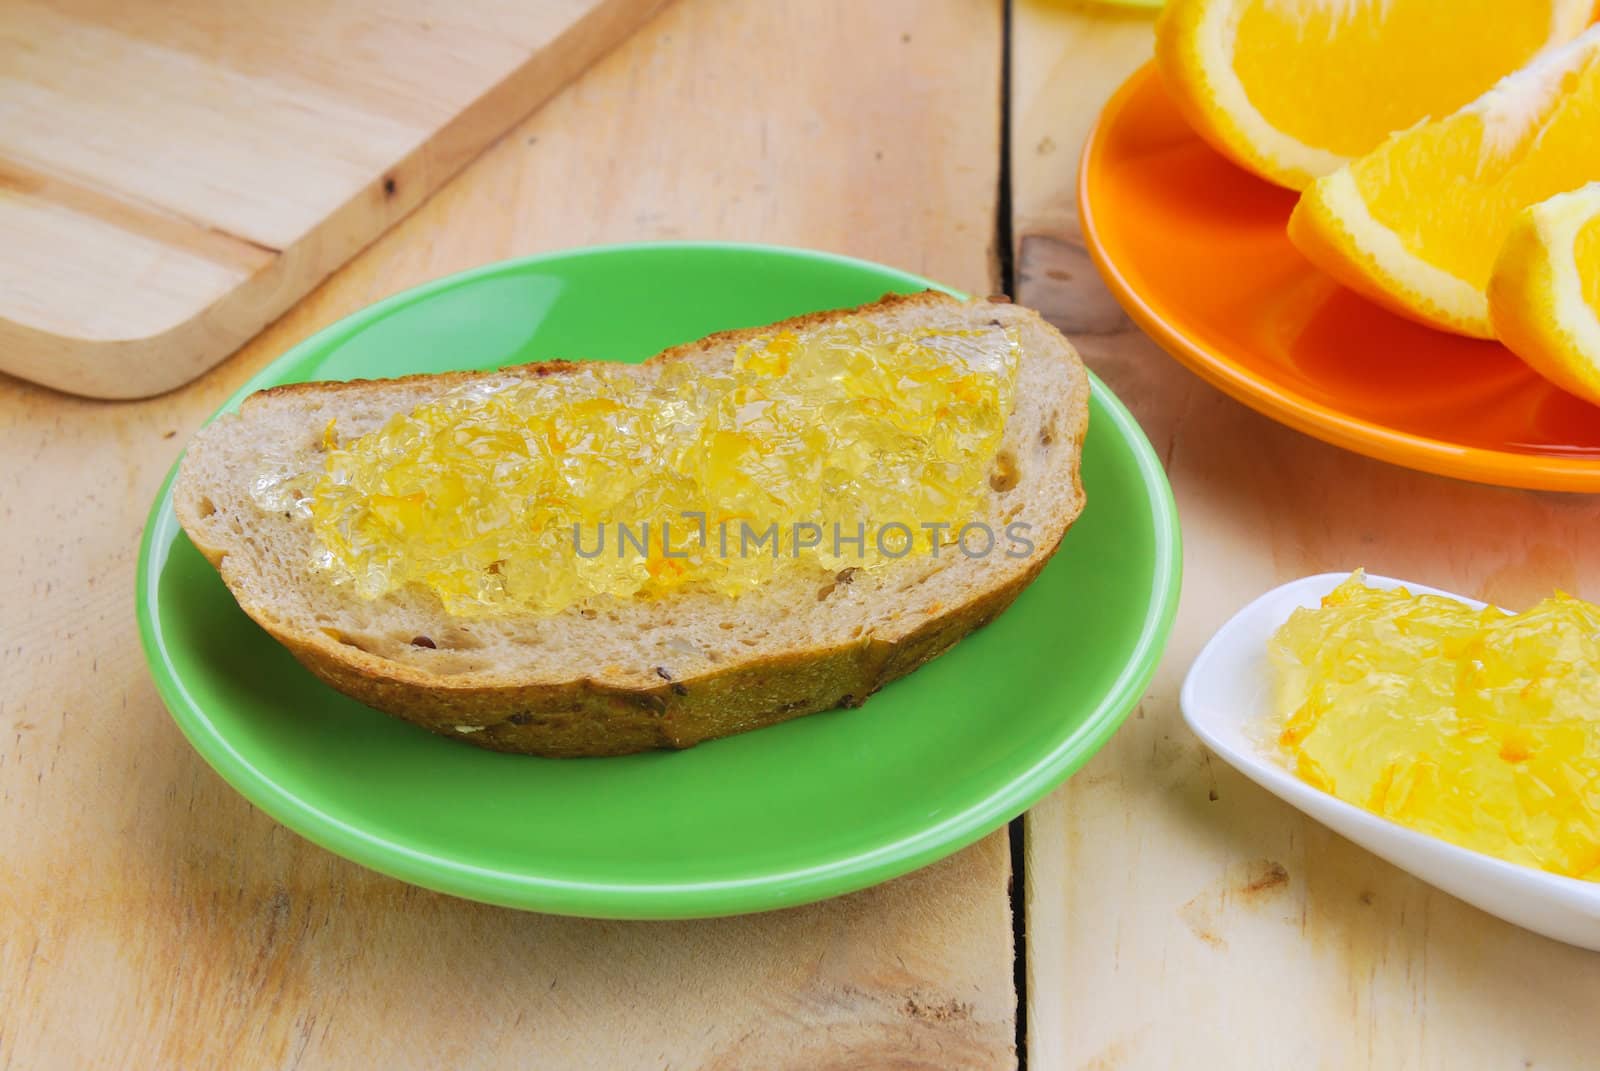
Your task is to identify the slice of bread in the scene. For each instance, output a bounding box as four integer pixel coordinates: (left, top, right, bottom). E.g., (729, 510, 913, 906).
(174, 292, 1090, 756)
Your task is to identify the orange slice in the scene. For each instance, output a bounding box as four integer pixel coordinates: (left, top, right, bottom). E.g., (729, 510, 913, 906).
(1155, 0, 1596, 192)
(1488, 184, 1600, 406)
(1289, 26, 1600, 338)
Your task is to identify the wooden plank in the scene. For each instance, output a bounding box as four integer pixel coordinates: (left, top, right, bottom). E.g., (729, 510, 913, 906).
(0, 0, 1015, 1067)
(1011, 3, 1600, 1067)
(0, 0, 666, 398)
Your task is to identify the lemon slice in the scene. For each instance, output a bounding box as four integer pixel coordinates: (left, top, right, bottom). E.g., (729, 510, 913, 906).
(1488, 184, 1600, 405)
(1289, 26, 1600, 338)
(1156, 0, 1595, 191)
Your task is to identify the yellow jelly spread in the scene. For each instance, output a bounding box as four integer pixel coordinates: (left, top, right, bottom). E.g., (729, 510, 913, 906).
(252, 316, 1020, 616)
(1272, 573, 1600, 881)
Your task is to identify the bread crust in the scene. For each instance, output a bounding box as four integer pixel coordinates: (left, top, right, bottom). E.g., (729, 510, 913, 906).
(177, 291, 1089, 756)
(274, 539, 1055, 756)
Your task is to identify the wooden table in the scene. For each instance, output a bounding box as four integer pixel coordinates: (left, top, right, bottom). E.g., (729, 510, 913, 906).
(5, 2, 1598, 1067)
(1013, 3, 1600, 1068)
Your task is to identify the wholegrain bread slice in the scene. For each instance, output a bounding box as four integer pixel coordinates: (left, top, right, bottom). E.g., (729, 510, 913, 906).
(174, 292, 1090, 756)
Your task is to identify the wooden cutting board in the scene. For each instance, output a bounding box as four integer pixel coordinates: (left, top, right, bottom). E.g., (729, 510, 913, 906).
(0, 0, 667, 399)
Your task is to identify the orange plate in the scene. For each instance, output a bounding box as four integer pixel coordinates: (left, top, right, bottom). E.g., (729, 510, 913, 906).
(1079, 63, 1600, 492)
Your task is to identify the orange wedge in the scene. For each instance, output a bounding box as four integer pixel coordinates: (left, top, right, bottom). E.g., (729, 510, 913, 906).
(1155, 0, 1595, 191)
(1488, 184, 1600, 406)
(1289, 26, 1600, 338)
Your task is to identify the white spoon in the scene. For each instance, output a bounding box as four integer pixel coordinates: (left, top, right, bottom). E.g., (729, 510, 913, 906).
(1180, 572, 1600, 951)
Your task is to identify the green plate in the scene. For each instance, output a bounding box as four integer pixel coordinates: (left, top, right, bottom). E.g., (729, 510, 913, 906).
(137, 242, 1181, 919)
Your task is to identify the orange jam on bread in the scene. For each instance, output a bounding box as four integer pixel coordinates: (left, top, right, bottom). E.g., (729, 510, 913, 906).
(1272, 574, 1600, 881)
(256, 317, 1019, 615)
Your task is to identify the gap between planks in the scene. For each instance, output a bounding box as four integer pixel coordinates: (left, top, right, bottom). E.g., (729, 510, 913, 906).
(997, 3, 1028, 1069)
